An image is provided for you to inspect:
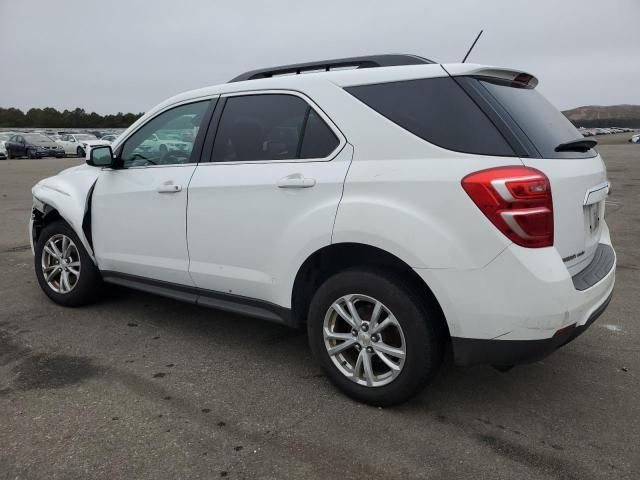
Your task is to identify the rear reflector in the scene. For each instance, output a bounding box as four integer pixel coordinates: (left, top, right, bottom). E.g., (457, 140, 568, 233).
(462, 166, 554, 248)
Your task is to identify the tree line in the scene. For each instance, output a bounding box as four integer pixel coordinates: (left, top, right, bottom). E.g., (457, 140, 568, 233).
(0, 107, 144, 128)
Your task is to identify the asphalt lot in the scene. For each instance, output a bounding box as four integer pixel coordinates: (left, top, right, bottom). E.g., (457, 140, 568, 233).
(0, 133, 638, 479)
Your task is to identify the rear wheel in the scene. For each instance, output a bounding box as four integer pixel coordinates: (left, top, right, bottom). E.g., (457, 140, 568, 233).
(307, 268, 444, 406)
(34, 220, 102, 306)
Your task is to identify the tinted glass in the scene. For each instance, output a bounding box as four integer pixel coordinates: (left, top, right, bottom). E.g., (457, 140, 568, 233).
(478, 79, 596, 159)
(346, 77, 515, 156)
(120, 100, 210, 167)
(300, 109, 339, 159)
(24, 134, 50, 142)
(212, 94, 310, 162)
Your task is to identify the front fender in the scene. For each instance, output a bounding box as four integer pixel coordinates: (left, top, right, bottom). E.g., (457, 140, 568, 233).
(31, 164, 100, 262)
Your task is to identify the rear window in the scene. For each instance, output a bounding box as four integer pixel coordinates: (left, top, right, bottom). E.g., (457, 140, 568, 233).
(345, 77, 516, 157)
(478, 79, 596, 159)
(212, 94, 339, 162)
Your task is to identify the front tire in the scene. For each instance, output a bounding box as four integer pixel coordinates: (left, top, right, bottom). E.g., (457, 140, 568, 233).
(307, 268, 444, 406)
(27, 148, 36, 159)
(34, 220, 102, 306)
(77, 147, 85, 158)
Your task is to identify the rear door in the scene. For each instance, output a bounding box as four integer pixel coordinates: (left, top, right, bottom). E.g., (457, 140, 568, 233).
(466, 76, 608, 275)
(187, 91, 351, 306)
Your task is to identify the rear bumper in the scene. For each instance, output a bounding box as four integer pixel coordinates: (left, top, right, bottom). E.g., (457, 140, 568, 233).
(451, 291, 612, 366)
(414, 223, 616, 366)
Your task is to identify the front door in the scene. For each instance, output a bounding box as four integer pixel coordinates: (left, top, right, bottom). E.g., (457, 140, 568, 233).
(92, 99, 213, 285)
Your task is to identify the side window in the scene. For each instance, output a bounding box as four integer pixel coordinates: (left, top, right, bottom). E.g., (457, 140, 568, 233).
(300, 109, 339, 159)
(212, 94, 338, 162)
(120, 100, 210, 167)
(346, 77, 516, 157)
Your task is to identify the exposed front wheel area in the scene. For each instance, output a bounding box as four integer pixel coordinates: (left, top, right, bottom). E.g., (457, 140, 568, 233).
(34, 220, 103, 307)
(308, 269, 444, 406)
(41, 234, 81, 293)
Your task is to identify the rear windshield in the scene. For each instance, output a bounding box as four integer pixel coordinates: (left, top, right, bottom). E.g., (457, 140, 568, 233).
(345, 77, 516, 157)
(477, 79, 596, 159)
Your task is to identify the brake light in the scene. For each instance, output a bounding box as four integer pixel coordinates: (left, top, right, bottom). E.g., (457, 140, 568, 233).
(461, 166, 553, 248)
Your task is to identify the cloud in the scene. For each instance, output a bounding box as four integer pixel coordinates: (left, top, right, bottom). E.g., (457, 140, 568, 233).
(1, 0, 638, 113)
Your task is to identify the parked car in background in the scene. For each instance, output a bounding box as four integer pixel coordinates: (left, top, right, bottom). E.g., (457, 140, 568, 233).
(77, 138, 111, 159)
(630, 134, 640, 144)
(30, 55, 615, 405)
(100, 134, 119, 143)
(56, 133, 100, 156)
(135, 132, 192, 157)
(0, 132, 16, 158)
(5, 133, 65, 158)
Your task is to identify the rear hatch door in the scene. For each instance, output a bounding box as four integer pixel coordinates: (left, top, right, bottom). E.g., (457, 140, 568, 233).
(446, 65, 609, 275)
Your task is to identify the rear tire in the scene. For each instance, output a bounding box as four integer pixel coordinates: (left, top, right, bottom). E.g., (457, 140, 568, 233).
(34, 220, 102, 307)
(307, 268, 444, 406)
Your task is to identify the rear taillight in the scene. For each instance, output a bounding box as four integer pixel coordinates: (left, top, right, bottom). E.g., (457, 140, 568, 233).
(461, 166, 553, 248)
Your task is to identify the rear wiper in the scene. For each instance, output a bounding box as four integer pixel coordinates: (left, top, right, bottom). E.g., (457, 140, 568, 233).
(555, 138, 597, 152)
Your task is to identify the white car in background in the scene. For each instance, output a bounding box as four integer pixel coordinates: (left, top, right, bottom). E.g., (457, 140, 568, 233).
(134, 132, 192, 157)
(100, 134, 119, 143)
(57, 133, 103, 157)
(630, 134, 640, 144)
(0, 132, 15, 159)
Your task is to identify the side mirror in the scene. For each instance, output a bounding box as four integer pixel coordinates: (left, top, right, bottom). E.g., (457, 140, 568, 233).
(87, 145, 114, 167)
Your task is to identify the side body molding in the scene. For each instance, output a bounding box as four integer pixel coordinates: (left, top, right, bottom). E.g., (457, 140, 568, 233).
(31, 165, 100, 262)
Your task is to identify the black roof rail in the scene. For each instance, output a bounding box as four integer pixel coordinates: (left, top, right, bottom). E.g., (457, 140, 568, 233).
(229, 54, 436, 83)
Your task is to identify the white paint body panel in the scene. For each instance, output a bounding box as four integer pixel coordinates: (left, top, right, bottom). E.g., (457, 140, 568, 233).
(31, 164, 99, 259)
(187, 145, 352, 307)
(92, 165, 197, 285)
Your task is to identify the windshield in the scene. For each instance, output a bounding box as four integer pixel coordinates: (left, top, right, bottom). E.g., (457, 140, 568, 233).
(75, 134, 97, 141)
(24, 134, 51, 142)
(478, 79, 595, 159)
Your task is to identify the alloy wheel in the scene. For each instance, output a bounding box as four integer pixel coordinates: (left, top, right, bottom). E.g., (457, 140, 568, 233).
(323, 294, 406, 387)
(41, 234, 81, 294)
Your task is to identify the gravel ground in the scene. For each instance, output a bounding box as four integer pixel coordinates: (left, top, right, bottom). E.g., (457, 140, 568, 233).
(0, 133, 638, 479)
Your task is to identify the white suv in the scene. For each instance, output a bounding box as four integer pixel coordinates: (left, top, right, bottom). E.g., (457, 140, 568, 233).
(30, 55, 615, 405)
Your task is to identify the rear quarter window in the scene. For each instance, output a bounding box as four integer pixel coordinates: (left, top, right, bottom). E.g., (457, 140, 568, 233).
(345, 77, 516, 157)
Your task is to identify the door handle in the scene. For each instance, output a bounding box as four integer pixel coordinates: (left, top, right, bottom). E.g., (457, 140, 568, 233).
(277, 174, 316, 189)
(156, 183, 182, 193)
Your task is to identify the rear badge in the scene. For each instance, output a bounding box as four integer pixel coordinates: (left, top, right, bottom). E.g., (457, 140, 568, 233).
(563, 251, 585, 263)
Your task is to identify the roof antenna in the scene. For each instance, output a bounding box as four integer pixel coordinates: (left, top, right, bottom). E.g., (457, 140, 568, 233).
(462, 29, 484, 63)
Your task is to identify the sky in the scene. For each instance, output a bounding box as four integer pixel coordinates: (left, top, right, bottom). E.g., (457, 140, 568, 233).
(1, 0, 638, 114)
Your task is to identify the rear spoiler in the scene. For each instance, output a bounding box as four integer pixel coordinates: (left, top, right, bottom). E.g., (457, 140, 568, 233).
(441, 64, 539, 88)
